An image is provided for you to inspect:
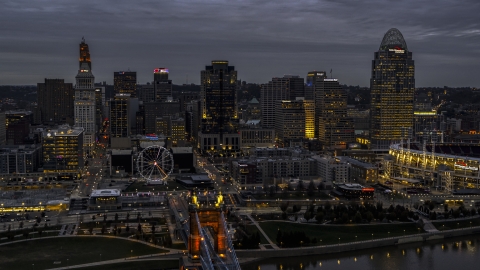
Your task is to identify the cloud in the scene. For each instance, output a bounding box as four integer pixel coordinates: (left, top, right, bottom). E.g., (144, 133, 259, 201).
(0, 0, 479, 87)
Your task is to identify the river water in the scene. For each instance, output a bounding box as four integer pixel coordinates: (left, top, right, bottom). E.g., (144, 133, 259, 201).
(242, 235, 480, 270)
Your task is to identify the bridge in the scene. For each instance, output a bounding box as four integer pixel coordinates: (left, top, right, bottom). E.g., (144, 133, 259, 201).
(169, 192, 241, 270)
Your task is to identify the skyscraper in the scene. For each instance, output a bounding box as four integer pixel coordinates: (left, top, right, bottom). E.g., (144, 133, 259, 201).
(74, 38, 96, 153)
(275, 98, 314, 146)
(260, 76, 300, 129)
(154, 68, 173, 101)
(305, 71, 327, 101)
(316, 77, 354, 148)
(37, 79, 74, 125)
(370, 28, 415, 149)
(114, 71, 137, 97)
(198, 60, 239, 154)
(306, 71, 327, 138)
(110, 94, 131, 138)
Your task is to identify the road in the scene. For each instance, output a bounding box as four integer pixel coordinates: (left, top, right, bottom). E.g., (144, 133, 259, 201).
(72, 131, 109, 198)
(196, 153, 236, 194)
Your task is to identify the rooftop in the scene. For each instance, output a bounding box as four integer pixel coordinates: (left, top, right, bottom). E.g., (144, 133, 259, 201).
(90, 189, 121, 197)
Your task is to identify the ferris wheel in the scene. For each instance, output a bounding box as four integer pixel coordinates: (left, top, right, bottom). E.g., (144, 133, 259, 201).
(136, 145, 174, 181)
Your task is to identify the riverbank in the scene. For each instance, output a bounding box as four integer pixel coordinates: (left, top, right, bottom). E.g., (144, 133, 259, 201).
(236, 225, 480, 261)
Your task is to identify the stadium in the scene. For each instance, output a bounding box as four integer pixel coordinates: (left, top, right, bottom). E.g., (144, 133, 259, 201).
(386, 143, 480, 193)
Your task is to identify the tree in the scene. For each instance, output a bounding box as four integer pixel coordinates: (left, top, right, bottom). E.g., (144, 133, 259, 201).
(315, 212, 324, 223)
(304, 211, 312, 221)
(307, 180, 315, 197)
(269, 186, 276, 197)
(324, 201, 332, 211)
(354, 212, 362, 223)
(115, 213, 119, 222)
(280, 202, 289, 212)
(428, 201, 435, 211)
(365, 211, 374, 222)
(297, 180, 305, 191)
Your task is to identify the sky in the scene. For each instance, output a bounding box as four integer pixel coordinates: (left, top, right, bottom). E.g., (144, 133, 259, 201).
(0, 0, 479, 87)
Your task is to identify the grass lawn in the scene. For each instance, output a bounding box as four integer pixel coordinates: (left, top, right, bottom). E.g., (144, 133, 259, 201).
(245, 225, 269, 245)
(79, 259, 179, 270)
(0, 230, 60, 242)
(433, 217, 480, 231)
(124, 181, 187, 192)
(0, 237, 168, 270)
(258, 221, 424, 246)
(170, 242, 187, 250)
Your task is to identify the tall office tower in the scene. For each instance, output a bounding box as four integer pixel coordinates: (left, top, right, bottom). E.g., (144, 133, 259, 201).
(305, 71, 327, 102)
(155, 116, 171, 136)
(153, 68, 172, 101)
(171, 117, 186, 147)
(42, 125, 84, 172)
(316, 77, 354, 149)
(114, 71, 137, 97)
(136, 104, 145, 135)
(110, 94, 131, 138)
(138, 83, 155, 103)
(37, 79, 74, 125)
(190, 100, 201, 144)
(370, 28, 415, 149)
(0, 112, 5, 146)
(275, 99, 314, 146)
(74, 38, 96, 153)
(284, 75, 305, 100)
(142, 100, 181, 134)
(94, 86, 106, 132)
(198, 60, 239, 154)
(260, 76, 303, 128)
(306, 71, 327, 138)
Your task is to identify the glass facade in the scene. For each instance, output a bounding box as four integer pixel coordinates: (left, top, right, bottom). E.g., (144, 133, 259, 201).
(370, 28, 415, 149)
(114, 71, 137, 97)
(316, 78, 354, 148)
(43, 127, 84, 172)
(200, 61, 238, 135)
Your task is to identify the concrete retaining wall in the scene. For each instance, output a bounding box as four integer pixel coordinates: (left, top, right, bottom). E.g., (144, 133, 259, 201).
(236, 227, 480, 259)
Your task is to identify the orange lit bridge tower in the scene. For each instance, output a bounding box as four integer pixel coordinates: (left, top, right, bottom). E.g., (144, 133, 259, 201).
(182, 191, 240, 270)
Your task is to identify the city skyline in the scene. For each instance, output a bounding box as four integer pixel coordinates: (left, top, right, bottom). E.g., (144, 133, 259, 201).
(1, 0, 479, 87)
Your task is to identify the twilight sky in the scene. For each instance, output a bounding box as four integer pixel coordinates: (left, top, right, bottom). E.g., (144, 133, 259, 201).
(0, 0, 479, 87)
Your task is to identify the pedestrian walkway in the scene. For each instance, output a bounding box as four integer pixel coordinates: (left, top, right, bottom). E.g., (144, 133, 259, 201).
(245, 214, 279, 249)
(421, 217, 439, 232)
